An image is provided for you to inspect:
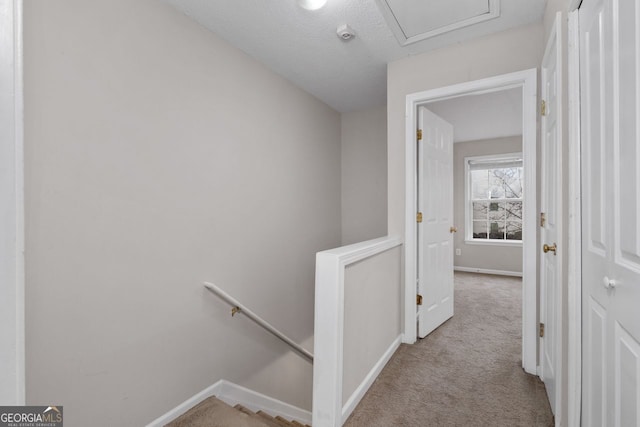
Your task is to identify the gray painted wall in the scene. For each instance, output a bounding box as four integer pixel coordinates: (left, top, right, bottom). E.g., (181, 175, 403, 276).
(341, 106, 388, 245)
(453, 137, 523, 273)
(23, 0, 341, 425)
(342, 246, 401, 404)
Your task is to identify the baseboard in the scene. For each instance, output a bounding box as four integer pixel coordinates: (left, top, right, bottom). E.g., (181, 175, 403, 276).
(146, 380, 225, 427)
(341, 334, 402, 424)
(454, 266, 523, 277)
(145, 379, 312, 427)
(216, 380, 312, 425)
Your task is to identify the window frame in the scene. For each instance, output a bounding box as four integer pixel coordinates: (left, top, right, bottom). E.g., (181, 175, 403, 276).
(464, 152, 524, 247)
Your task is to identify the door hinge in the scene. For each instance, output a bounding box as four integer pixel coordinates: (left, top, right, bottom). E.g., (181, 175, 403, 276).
(416, 212, 423, 223)
(417, 129, 423, 141)
(417, 294, 423, 305)
(541, 100, 547, 116)
(539, 323, 545, 338)
(540, 212, 546, 227)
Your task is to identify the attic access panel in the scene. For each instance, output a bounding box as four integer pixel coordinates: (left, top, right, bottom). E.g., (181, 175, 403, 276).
(376, 0, 500, 46)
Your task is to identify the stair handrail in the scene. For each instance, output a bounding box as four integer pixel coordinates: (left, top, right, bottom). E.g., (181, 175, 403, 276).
(203, 282, 314, 363)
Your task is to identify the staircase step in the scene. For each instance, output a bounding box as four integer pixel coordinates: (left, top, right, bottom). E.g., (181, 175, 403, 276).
(258, 411, 294, 427)
(254, 409, 309, 427)
(165, 396, 272, 427)
(257, 411, 281, 427)
(257, 411, 290, 427)
(275, 415, 295, 426)
(234, 404, 256, 416)
(235, 406, 282, 427)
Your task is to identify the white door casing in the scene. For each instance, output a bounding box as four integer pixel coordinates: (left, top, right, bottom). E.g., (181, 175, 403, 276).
(0, 0, 25, 405)
(566, 8, 582, 427)
(580, 0, 640, 424)
(417, 107, 454, 338)
(404, 69, 538, 374)
(540, 11, 563, 417)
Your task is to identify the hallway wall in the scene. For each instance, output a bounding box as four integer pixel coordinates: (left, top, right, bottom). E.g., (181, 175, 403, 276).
(341, 106, 388, 245)
(23, 0, 341, 425)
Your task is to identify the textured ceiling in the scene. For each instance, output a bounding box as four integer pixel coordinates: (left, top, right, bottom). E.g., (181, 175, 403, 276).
(164, 0, 545, 112)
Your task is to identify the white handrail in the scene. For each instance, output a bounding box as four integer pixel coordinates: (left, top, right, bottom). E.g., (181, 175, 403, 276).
(203, 282, 314, 363)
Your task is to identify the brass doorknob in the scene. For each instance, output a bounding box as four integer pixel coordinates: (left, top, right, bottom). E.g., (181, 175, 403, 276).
(450, 226, 458, 233)
(543, 243, 557, 255)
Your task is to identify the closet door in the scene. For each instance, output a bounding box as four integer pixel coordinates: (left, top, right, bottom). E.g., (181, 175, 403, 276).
(580, 0, 640, 425)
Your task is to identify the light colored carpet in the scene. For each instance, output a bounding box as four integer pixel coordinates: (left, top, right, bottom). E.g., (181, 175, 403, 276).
(164, 396, 309, 427)
(165, 397, 273, 427)
(344, 272, 553, 427)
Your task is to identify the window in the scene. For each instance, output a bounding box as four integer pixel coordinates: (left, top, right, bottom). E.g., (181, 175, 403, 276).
(465, 153, 523, 244)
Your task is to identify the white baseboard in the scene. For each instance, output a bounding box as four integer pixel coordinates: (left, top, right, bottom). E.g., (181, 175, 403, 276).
(341, 334, 402, 424)
(146, 379, 312, 427)
(216, 381, 312, 425)
(146, 380, 225, 427)
(454, 266, 523, 277)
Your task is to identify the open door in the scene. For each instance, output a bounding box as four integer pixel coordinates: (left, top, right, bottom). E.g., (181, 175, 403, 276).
(540, 12, 563, 416)
(417, 106, 454, 338)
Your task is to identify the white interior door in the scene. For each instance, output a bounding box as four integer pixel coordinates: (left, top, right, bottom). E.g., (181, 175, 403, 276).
(417, 106, 454, 338)
(580, 0, 640, 425)
(540, 12, 563, 416)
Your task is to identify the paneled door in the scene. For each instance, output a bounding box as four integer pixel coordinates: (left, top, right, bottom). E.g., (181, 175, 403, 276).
(417, 106, 454, 338)
(580, 0, 640, 425)
(540, 12, 563, 416)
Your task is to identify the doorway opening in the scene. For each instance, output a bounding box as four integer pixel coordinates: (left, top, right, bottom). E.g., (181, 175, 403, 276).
(403, 69, 538, 374)
(427, 88, 525, 277)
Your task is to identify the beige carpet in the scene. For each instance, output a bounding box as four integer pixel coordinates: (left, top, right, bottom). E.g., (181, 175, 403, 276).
(164, 396, 310, 427)
(344, 272, 553, 427)
(165, 397, 272, 427)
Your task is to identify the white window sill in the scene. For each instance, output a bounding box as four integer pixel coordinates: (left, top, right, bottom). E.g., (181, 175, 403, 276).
(464, 239, 523, 247)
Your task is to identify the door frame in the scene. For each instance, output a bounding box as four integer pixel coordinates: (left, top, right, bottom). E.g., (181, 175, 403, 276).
(0, 0, 25, 405)
(567, 6, 582, 427)
(403, 68, 538, 375)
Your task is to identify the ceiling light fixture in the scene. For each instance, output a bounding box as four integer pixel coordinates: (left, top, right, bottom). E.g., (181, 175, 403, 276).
(297, 0, 327, 11)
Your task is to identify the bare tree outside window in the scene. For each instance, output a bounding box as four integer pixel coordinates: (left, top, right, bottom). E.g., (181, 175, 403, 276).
(470, 165, 523, 241)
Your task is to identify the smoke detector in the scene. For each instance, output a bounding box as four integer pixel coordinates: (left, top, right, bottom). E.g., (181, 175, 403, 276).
(336, 24, 355, 41)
